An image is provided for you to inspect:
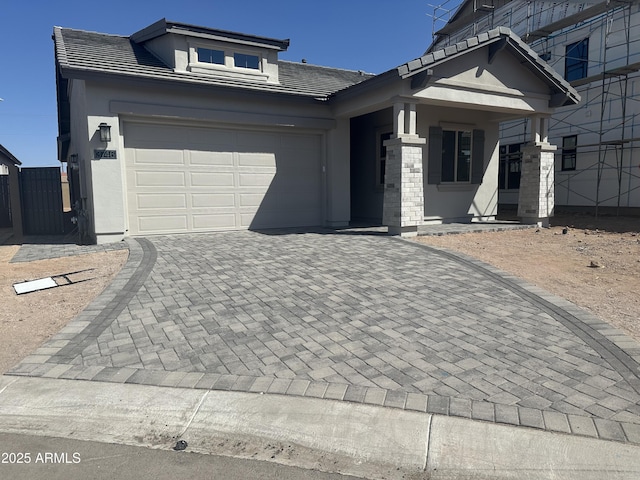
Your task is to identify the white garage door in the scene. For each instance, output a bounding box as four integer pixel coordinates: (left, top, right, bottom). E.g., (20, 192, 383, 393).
(124, 123, 323, 235)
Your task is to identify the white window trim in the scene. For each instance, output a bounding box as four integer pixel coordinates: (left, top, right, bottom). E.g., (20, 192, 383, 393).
(187, 42, 265, 77)
(232, 50, 262, 71)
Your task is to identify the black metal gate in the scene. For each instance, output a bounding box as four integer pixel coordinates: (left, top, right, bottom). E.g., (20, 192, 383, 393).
(20, 167, 64, 235)
(0, 175, 10, 228)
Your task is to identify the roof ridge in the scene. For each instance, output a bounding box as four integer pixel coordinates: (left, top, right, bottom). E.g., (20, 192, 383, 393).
(55, 26, 129, 39)
(279, 59, 374, 76)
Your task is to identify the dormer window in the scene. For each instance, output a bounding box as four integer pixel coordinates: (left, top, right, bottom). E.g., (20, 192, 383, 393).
(131, 20, 288, 83)
(197, 47, 224, 65)
(234, 52, 260, 70)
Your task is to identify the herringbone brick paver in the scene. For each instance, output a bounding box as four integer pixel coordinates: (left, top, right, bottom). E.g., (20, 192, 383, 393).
(9, 230, 640, 444)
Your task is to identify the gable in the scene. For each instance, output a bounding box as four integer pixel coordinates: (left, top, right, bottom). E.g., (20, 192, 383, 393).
(411, 42, 558, 114)
(399, 27, 580, 110)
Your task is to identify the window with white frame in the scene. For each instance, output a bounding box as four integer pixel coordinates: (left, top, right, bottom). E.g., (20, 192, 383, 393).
(191, 45, 262, 73)
(234, 52, 260, 70)
(197, 47, 224, 65)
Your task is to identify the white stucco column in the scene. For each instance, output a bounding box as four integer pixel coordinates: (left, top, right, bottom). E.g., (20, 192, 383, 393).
(383, 102, 425, 237)
(326, 117, 351, 227)
(517, 115, 556, 227)
(88, 115, 126, 244)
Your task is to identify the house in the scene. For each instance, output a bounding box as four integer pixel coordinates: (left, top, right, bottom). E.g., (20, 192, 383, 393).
(429, 0, 640, 214)
(54, 19, 578, 244)
(0, 144, 23, 237)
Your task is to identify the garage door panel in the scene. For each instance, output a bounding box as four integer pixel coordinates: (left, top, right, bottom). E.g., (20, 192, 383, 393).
(192, 213, 236, 230)
(135, 171, 186, 187)
(189, 150, 234, 166)
(237, 131, 278, 150)
(137, 194, 187, 209)
(188, 128, 237, 147)
(237, 152, 276, 167)
(138, 215, 188, 232)
(239, 193, 267, 208)
(132, 149, 185, 165)
(190, 172, 235, 187)
(191, 193, 236, 208)
(125, 122, 322, 235)
(238, 173, 275, 187)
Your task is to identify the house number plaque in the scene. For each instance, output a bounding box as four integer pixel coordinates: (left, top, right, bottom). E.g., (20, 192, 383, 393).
(94, 149, 117, 160)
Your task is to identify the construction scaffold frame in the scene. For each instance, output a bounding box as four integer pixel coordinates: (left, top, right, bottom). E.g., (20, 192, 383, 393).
(428, 0, 640, 216)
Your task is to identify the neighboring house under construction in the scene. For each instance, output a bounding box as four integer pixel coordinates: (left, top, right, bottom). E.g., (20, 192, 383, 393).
(429, 0, 640, 214)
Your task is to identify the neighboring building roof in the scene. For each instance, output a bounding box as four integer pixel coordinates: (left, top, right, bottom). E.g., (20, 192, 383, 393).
(398, 26, 580, 107)
(433, 0, 512, 38)
(53, 27, 373, 100)
(0, 144, 22, 166)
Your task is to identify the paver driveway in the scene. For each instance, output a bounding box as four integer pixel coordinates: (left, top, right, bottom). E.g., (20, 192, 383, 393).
(9, 230, 640, 443)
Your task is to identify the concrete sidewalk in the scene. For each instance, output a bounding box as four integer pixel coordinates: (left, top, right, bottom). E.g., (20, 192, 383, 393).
(0, 375, 639, 479)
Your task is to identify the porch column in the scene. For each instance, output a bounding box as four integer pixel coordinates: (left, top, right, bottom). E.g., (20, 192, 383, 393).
(382, 102, 425, 237)
(517, 115, 556, 227)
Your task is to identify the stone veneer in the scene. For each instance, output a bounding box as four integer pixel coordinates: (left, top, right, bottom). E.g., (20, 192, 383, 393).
(517, 143, 556, 227)
(382, 135, 426, 236)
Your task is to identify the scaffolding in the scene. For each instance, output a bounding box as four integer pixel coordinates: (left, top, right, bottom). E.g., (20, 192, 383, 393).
(427, 0, 640, 215)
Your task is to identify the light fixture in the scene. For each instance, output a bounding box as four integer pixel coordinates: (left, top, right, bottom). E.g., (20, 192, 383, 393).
(98, 123, 111, 143)
(69, 154, 79, 169)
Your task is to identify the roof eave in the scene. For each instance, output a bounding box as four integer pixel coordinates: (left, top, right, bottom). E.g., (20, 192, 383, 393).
(131, 18, 290, 51)
(56, 65, 332, 103)
(0, 145, 22, 166)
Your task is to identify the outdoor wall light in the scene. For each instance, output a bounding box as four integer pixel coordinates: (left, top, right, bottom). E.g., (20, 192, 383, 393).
(69, 154, 78, 168)
(98, 123, 111, 143)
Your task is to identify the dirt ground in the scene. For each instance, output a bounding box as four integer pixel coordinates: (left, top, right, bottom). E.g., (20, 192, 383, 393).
(415, 213, 640, 342)
(0, 245, 128, 373)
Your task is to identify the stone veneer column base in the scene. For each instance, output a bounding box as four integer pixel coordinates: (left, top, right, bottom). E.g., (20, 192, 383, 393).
(382, 135, 426, 237)
(518, 142, 556, 227)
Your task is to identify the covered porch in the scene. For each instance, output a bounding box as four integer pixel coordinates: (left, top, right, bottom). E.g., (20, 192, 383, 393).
(339, 27, 580, 236)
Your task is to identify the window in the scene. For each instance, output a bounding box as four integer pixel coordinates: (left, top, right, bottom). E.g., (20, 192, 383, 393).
(565, 39, 589, 81)
(197, 47, 224, 65)
(428, 127, 484, 185)
(234, 53, 260, 70)
(562, 135, 577, 171)
(499, 143, 522, 190)
(441, 130, 472, 182)
(376, 130, 393, 187)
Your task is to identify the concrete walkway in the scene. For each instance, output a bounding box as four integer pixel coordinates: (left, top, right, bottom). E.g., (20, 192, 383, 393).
(4, 227, 640, 477)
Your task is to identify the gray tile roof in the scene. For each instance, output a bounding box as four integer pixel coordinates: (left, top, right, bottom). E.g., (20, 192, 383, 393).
(398, 26, 580, 106)
(53, 27, 373, 100)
